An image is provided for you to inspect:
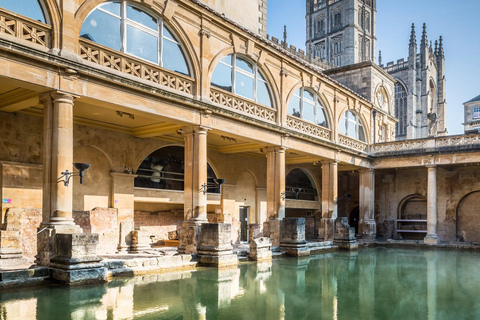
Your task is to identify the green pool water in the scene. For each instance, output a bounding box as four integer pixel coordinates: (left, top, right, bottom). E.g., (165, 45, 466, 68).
(1, 248, 480, 320)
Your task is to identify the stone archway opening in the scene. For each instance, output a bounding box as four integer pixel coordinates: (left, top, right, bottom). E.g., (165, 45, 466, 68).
(456, 191, 480, 243)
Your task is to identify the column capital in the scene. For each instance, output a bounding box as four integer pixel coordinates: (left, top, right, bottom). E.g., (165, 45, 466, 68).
(425, 164, 437, 169)
(359, 167, 375, 174)
(264, 146, 287, 153)
(320, 159, 339, 166)
(180, 125, 211, 135)
(50, 91, 78, 105)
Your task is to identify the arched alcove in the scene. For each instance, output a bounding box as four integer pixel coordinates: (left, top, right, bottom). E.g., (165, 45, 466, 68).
(285, 168, 318, 201)
(134, 146, 219, 193)
(456, 191, 480, 242)
(396, 194, 427, 240)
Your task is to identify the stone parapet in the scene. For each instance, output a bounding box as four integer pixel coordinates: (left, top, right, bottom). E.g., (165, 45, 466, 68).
(249, 237, 272, 261)
(280, 218, 309, 257)
(197, 223, 237, 268)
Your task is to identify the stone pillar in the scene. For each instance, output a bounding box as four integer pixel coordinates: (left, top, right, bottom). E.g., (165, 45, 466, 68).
(264, 146, 286, 247)
(319, 160, 338, 241)
(359, 168, 376, 240)
(179, 126, 209, 254)
(38, 92, 82, 266)
(424, 165, 440, 244)
(110, 173, 136, 253)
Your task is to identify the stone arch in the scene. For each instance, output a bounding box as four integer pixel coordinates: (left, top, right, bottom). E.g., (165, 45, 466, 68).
(337, 107, 370, 143)
(285, 167, 319, 201)
(73, 145, 112, 212)
(208, 50, 279, 110)
(75, 0, 200, 83)
(42, 0, 61, 48)
(456, 191, 480, 242)
(134, 143, 183, 173)
(397, 194, 427, 240)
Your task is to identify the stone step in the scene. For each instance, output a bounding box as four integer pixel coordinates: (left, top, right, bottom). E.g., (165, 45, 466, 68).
(0, 267, 50, 288)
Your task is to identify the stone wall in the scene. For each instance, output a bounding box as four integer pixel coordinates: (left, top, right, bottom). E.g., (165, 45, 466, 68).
(73, 208, 119, 254)
(134, 210, 183, 244)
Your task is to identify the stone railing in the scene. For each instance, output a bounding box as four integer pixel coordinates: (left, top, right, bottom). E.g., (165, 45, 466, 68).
(210, 87, 276, 123)
(286, 115, 331, 141)
(338, 134, 369, 153)
(79, 38, 194, 95)
(0, 8, 51, 48)
(372, 134, 480, 155)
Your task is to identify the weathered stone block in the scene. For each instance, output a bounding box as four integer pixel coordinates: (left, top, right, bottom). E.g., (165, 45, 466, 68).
(50, 233, 106, 284)
(334, 217, 359, 250)
(280, 218, 309, 257)
(178, 223, 200, 254)
(249, 237, 272, 261)
(263, 219, 281, 248)
(249, 224, 262, 242)
(318, 218, 335, 241)
(197, 223, 237, 267)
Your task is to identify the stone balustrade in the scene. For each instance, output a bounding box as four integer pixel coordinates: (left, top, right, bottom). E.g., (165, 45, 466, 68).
(372, 134, 480, 155)
(0, 8, 51, 48)
(210, 87, 277, 123)
(286, 115, 331, 141)
(79, 38, 194, 95)
(338, 134, 369, 153)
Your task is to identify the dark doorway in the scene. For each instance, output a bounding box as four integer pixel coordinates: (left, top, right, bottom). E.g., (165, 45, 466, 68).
(350, 206, 360, 235)
(240, 207, 249, 242)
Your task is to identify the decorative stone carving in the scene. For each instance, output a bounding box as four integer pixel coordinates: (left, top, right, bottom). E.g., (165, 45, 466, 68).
(0, 8, 51, 48)
(286, 115, 331, 140)
(338, 134, 368, 152)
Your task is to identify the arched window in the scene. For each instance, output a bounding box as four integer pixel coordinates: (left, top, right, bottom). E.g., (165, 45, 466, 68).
(1, 0, 46, 23)
(80, 1, 189, 75)
(395, 82, 407, 137)
(340, 110, 366, 141)
(376, 86, 389, 112)
(285, 169, 318, 201)
(134, 146, 219, 193)
(211, 54, 273, 108)
(288, 88, 329, 128)
(429, 80, 436, 111)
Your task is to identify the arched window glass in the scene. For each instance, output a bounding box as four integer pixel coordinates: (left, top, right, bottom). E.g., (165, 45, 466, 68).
(80, 1, 189, 76)
(287, 88, 328, 128)
(211, 54, 274, 108)
(395, 82, 407, 137)
(285, 169, 318, 201)
(340, 110, 366, 141)
(134, 146, 219, 193)
(1, 0, 46, 23)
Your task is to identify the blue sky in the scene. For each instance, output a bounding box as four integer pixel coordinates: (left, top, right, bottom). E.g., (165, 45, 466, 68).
(268, 0, 480, 135)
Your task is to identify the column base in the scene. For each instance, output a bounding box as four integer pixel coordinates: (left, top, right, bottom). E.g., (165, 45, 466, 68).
(318, 218, 335, 241)
(360, 219, 377, 240)
(424, 234, 440, 245)
(36, 224, 83, 266)
(263, 219, 281, 248)
(249, 237, 272, 262)
(197, 223, 238, 268)
(178, 221, 202, 254)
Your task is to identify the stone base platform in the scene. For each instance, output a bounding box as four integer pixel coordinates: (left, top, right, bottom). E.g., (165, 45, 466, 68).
(306, 241, 338, 255)
(0, 267, 50, 289)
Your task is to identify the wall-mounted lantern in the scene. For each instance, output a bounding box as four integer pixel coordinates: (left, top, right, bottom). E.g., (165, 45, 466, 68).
(58, 163, 91, 186)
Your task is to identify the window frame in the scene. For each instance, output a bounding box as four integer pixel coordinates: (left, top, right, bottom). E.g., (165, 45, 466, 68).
(340, 110, 366, 141)
(82, 0, 190, 76)
(288, 87, 329, 128)
(212, 53, 274, 109)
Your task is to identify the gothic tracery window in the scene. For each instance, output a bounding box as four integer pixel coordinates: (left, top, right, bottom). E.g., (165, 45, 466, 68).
(80, 0, 190, 75)
(288, 88, 329, 128)
(395, 82, 408, 137)
(1, 0, 46, 23)
(211, 54, 274, 108)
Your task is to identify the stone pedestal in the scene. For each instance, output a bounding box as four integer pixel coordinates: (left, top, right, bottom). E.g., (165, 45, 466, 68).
(360, 220, 377, 241)
(117, 221, 133, 253)
(36, 224, 82, 266)
(178, 222, 200, 254)
(130, 228, 151, 253)
(318, 218, 335, 241)
(50, 233, 106, 284)
(280, 218, 309, 257)
(334, 217, 358, 250)
(197, 223, 237, 267)
(249, 237, 272, 261)
(263, 219, 281, 248)
(249, 224, 262, 242)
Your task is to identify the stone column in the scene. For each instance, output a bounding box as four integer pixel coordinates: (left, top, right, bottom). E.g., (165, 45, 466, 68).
(319, 160, 338, 241)
(264, 146, 286, 247)
(424, 165, 440, 244)
(38, 92, 82, 266)
(179, 126, 209, 254)
(359, 168, 376, 240)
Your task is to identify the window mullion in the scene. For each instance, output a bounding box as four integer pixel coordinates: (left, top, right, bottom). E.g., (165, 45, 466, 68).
(232, 54, 236, 94)
(253, 66, 258, 102)
(121, 0, 126, 53)
(159, 19, 163, 67)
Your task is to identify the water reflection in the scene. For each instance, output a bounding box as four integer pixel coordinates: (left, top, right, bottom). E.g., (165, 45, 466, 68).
(2, 248, 480, 319)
